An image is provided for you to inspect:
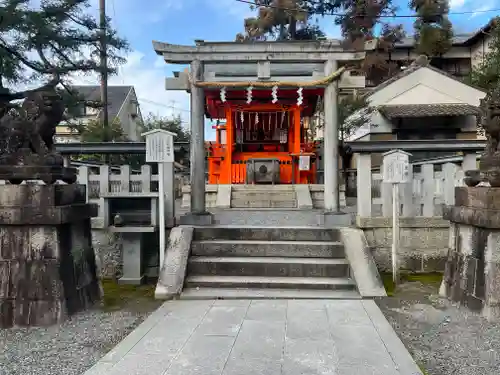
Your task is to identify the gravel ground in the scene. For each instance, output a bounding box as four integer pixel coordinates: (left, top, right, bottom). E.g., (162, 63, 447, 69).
(0, 309, 152, 375)
(377, 281, 500, 375)
(0, 282, 162, 375)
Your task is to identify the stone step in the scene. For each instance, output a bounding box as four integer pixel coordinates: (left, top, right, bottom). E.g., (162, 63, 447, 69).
(230, 200, 297, 208)
(211, 210, 324, 226)
(231, 185, 296, 191)
(231, 191, 296, 197)
(187, 256, 349, 278)
(191, 240, 345, 258)
(193, 226, 341, 242)
(231, 198, 296, 203)
(180, 287, 361, 300)
(185, 275, 356, 290)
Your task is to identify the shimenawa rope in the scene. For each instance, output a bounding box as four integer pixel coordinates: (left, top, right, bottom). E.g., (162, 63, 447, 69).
(186, 66, 348, 88)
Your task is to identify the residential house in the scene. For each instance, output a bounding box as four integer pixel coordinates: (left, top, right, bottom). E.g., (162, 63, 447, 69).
(349, 56, 486, 167)
(55, 85, 143, 143)
(370, 18, 496, 87)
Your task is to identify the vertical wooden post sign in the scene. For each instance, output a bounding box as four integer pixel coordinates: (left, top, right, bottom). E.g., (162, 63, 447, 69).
(142, 129, 177, 270)
(382, 150, 411, 286)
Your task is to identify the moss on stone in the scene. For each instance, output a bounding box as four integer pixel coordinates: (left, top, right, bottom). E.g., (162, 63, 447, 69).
(381, 272, 443, 296)
(101, 279, 156, 311)
(418, 362, 430, 374)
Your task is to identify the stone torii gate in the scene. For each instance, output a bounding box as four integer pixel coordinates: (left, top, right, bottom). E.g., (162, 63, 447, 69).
(153, 39, 365, 225)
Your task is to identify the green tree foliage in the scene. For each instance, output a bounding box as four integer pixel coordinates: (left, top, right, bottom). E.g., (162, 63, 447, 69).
(470, 18, 500, 93)
(410, 0, 453, 57)
(237, 1, 405, 84)
(236, 0, 325, 41)
(468, 17, 500, 136)
(0, 0, 128, 108)
(309, 0, 405, 85)
(74, 118, 129, 164)
(140, 114, 190, 142)
(338, 94, 373, 141)
(79, 118, 126, 142)
(337, 93, 374, 188)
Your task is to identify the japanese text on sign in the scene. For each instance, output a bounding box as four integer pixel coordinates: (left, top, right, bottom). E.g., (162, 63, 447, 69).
(145, 133, 174, 163)
(299, 155, 310, 171)
(383, 152, 410, 184)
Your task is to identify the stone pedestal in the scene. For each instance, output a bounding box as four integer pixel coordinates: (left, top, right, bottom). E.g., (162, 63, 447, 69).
(0, 184, 100, 328)
(441, 187, 500, 321)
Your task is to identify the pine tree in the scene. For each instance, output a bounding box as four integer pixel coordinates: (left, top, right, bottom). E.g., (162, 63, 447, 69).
(0, 0, 128, 108)
(308, 0, 405, 85)
(236, 0, 325, 41)
(410, 0, 453, 57)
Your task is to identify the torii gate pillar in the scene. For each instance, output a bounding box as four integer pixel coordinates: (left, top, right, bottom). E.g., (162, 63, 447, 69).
(179, 59, 213, 225)
(321, 59, 351, 226)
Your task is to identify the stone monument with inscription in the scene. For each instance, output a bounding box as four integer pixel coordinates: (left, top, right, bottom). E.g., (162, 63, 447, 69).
(440, 89, 500, 320)
(0, 82, 100, 328)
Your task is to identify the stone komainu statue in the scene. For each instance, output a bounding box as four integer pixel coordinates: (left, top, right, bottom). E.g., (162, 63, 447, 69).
(0, 84, 64, 166)
(479, 89, 500, 186)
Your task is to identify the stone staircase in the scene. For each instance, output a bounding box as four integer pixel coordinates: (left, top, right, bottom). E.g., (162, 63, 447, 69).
(230, 185, 297, 208)
(180, 226, 360, 299)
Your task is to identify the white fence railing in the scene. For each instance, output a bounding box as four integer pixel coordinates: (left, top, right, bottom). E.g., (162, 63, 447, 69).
(75, 165, 185, 218)
(356, 153, 476, 217)
(77, 165, 160, 201)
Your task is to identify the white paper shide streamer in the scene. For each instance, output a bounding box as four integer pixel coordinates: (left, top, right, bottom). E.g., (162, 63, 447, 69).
(220, 87, 226, 102)
(246, 86, 253, 104)
(271, 85, 278, 103)
(297, 87, 303, 106)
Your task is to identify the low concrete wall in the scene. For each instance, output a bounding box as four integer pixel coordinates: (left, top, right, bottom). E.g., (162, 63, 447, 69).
(356, 216, 450, 272)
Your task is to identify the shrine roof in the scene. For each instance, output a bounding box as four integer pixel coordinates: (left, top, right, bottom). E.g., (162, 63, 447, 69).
(378, 103, 480, 119)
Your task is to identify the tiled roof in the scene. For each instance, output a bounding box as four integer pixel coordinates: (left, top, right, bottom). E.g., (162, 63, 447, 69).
(394, 33, 473, 48)
(70, 85, 133, 120)
(378, 103, 480, 119)
(392, 18, 496, 48)
(364, 55, 484, 98)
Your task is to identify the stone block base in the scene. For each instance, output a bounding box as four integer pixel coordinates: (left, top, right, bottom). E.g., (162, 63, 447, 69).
(441, 187, 500, 321)
(0, 184, 99, 328)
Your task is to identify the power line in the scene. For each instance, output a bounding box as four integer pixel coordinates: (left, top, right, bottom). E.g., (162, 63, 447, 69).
(234, 0, 500, 18)
(140, 98, 191, 112)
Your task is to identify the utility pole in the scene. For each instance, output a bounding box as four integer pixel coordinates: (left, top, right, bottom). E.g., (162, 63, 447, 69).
(99, 0, 109, 142)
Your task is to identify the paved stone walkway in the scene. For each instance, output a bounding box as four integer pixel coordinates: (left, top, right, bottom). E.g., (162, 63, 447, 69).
(84, 300, 422, 375)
